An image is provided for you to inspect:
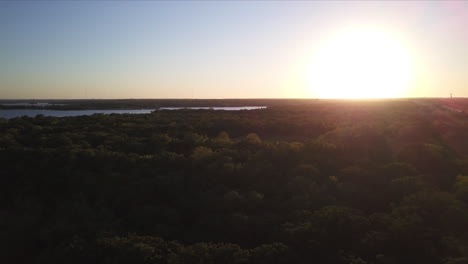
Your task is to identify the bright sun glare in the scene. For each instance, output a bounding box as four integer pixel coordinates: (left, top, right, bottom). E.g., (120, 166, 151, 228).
(309, 27, 413, 99)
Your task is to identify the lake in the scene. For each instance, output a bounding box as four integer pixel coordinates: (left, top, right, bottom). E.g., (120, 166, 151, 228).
(159, 106, 267, 111)
(0, 106, 267, 118)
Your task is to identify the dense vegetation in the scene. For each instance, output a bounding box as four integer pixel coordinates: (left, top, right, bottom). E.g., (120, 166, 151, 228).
(2, 99, 468, 264)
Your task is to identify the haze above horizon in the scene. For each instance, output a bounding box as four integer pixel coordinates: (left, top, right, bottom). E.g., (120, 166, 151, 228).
(1, 1, 467, 99)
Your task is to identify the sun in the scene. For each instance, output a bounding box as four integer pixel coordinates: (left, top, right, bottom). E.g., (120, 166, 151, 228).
(308, 27, 413, 99)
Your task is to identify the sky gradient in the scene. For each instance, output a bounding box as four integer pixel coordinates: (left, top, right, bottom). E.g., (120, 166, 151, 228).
(1, 1, 467, 99)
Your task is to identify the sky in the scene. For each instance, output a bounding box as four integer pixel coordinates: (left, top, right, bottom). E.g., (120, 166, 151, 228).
(0, 1, 467, 99)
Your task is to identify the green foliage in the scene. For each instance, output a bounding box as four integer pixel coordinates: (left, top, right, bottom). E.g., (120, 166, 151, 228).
(245, 133, 261, 145)
(455, 175, 468, 204)
(2, 100, 468, 263)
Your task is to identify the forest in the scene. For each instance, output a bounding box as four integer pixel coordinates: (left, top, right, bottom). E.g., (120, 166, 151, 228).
(2, 99, 468, 264)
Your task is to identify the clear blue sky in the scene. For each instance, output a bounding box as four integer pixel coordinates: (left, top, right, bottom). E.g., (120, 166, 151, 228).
(1, 1, 467, 99)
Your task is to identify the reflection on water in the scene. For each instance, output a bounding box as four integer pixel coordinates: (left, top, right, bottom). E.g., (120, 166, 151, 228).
(159, 106, 267, 111)
(0, 106, 267, 118)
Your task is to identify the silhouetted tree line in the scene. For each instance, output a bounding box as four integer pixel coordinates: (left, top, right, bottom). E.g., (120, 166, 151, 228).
(0, 98, 317, 110)
(1, 100, 468, 263)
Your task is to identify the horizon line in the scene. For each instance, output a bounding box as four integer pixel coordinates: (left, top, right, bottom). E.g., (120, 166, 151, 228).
(0, 97, 463, 101)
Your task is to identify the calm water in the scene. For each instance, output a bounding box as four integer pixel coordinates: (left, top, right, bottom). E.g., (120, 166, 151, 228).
(0, 106, 267, 118)
(159, 106, 267, 111)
